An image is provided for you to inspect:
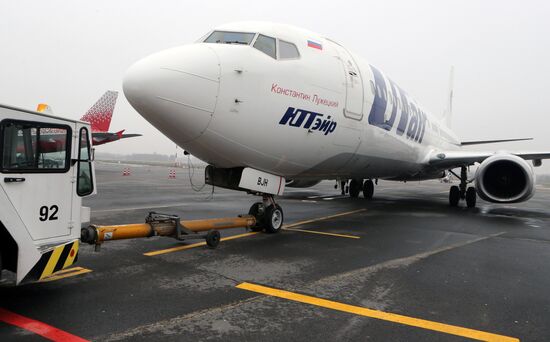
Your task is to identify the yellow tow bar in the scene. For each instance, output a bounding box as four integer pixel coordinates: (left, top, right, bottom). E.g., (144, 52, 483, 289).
(81, 212, 257, 250)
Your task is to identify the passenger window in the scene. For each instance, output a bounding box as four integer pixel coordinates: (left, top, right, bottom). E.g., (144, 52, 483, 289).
(77, 127, 94, 196)
(279, 40, 300, 59)
(253, 34, 276, 59)
(204, 31, 255, 45)
(0, 120, 70, 172)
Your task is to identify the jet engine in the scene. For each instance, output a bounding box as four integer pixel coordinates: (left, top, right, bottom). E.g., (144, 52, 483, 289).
(475, 154, 535, 203)
(285, 179, 322, 188)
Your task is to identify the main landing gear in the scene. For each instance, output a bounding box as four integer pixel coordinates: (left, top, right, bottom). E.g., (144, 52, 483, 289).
(248, 194, 284, 234)
(448, 166, 477, 208)
(343, 179, 375, 200)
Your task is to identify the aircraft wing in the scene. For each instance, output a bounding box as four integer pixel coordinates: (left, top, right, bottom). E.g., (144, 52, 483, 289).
(429, 150, 550, 169)
(120, 133, 142, 139)
(91, 131, 142, 145)
(460, 138, 533, 146)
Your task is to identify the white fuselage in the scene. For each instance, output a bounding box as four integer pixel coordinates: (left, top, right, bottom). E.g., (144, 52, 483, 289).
(123, 22, 460, 182)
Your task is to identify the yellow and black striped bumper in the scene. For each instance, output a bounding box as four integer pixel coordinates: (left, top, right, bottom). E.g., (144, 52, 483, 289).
(22, 240, 79, 284)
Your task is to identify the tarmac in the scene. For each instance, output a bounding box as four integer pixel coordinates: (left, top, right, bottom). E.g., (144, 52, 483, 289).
(1, 161, 550, 341)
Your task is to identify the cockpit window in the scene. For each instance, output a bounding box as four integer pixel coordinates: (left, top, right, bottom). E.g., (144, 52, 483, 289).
(204, 31, 255, 45)
(279, 40, 300, 59)
(253, 34, 276, 59)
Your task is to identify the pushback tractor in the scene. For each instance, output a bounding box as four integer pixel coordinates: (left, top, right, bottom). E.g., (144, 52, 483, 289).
(0, 104, 95, 285)
(0, 104, 269, 286)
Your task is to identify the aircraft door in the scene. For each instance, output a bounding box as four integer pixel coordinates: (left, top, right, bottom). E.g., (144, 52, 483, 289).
(333, 45, 364, 120)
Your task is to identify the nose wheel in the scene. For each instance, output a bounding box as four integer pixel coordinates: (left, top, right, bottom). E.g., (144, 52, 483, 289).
(248, 194, 284, 234)
(265, 204, 284, 233)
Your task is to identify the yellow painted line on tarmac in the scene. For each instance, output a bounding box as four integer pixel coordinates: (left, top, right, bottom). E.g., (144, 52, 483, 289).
(283, 227, 360, 239)
(144, 209, 366, 256)
(144, 232, 259, 256)
(236, 282, 519, 342)
(284, 209, 366, 228)
(39, 267, 92, 283)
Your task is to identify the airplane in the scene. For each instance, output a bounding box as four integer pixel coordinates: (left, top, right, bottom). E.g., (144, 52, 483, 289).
(122, 21, 550, 233)
(37, 90, 142, 146)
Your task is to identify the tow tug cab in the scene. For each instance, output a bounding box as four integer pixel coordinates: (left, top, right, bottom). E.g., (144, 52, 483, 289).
(0, 104, 95, 285)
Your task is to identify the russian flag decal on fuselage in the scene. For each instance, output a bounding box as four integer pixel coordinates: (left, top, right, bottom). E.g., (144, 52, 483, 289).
(307, 40, 322, 50)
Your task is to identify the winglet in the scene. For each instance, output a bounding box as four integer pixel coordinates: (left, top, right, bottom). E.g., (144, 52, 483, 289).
(80, 90, 119, 132)
(442, 66, 454, 129)
(115, 129, 125, 139)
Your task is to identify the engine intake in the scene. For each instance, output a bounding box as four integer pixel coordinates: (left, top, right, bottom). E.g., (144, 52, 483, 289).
(475, 154, 535, 203)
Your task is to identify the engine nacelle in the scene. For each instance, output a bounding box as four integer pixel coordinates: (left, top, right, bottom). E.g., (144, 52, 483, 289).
(285, 179, 322, 188)
(475, 154, 535, 203)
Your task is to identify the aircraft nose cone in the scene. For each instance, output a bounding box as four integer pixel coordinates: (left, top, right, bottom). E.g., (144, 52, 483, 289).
(123, 44, 220, 143)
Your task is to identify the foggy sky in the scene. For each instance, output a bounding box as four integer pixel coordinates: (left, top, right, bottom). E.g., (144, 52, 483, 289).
(1, 1, 549, 172)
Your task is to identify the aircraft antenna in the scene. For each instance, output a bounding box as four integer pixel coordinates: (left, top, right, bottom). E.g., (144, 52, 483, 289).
(443, 66, 454, 128)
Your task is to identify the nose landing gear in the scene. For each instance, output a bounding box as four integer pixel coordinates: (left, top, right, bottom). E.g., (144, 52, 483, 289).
(448, 166, 477, 208)
(248, 194, 284, 234)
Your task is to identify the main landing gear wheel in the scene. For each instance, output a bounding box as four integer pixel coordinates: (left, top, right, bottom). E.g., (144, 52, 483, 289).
(264, 204, 283, 234)
(363, 179, 374, 199)
(466, 187, 477, 208)
(205, 230, 220, 248)
(448, 166, 477, 208)
(349, 179, 361, 198)
(248, 202, 265, 232)
(449, 185, 460, 207)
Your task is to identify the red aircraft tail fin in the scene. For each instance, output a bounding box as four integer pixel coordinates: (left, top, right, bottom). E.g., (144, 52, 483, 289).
(80, 90, 118, 132)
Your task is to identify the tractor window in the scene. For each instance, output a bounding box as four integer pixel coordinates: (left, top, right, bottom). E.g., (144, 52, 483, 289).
(77, 127, 94, 196)
(0, 120, 71, 173)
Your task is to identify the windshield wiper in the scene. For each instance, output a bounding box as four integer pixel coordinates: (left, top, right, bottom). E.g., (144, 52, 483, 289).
(224, 41, 248, 45)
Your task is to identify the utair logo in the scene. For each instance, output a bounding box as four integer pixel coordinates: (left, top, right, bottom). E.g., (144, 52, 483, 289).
(278, 107, 337, 135)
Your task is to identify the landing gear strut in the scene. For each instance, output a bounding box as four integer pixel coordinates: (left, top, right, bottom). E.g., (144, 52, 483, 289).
(339, 180, 347, 195)
(448, 166, 477, 208)
(248, 194, 284, 234)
